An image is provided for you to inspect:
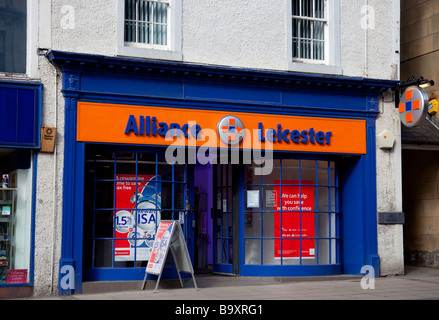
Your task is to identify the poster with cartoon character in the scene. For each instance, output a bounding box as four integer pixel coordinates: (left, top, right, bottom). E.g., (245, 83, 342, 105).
(114, 174, 161, 261)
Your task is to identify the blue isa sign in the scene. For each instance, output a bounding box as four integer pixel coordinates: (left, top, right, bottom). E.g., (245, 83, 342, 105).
(0, 81, 42, 148)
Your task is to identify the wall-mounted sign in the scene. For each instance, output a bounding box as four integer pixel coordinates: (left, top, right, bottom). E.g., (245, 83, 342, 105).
(246, 190, 259, 208)
(77, 101, 367, 154)
(428, 99, 438, 115)
(40, 126, 56, 153)
(6, 269, 28, 284)
(398, 86, 428, 127)
(0, 82, 42, 149)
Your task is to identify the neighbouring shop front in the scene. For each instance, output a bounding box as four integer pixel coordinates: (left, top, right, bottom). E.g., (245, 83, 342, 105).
(0, 80, 41, 294)
(47, 50, 396, 295)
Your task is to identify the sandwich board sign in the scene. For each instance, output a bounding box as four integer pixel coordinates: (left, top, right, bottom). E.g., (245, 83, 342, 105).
(141, 220, 198, 293)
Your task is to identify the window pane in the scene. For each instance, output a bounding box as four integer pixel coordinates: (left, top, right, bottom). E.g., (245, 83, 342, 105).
(301, 0, 312, 17)
(138, 22, 147, 43)
(315, 0, 324, 18)
(313, 21, 324, 40)
(125, 21, 135, 42)
(245, 239, 261, 264)
(124, 0, 168, 45)
(244, 212, 262, 238)
(313, 40, 324, 60)
(0, 0, 27, 73)
(292, 39, 299, 58)
(292, 0, 300, 16)
(94, 240, 114, 267)
(264, 239, 280, 265)
(292, 18, 299, 38)
(291, 0, 326, 61)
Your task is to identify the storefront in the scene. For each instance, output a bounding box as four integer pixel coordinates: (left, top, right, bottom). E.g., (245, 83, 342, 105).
(47, 51, 397, 295)
(0, 80, 41, 293)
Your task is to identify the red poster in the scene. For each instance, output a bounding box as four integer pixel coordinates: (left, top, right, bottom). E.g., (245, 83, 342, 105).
(274, 180, 315, 259)
(6, 269, 28, 284)
(114, 174, 161, 261)
(146, 221, 174, 275)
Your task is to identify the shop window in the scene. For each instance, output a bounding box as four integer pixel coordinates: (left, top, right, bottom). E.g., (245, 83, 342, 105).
(0, 149, 33, 285)
(244, 159, 339, 265)
(0, 0, 27, 73)
(83, 147, 189, 270)
(118, 0, 182, 60)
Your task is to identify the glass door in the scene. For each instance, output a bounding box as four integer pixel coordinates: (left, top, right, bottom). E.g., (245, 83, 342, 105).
(213, 164, 234, 274)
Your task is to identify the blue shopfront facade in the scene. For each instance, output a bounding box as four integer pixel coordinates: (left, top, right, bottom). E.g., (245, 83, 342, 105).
(47, 50, 397, 295)
(0, 80, 41, 293)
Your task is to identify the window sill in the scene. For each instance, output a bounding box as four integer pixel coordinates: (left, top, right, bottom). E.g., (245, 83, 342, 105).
(288, 61, 342, 75)
(117, 45, 182, 61)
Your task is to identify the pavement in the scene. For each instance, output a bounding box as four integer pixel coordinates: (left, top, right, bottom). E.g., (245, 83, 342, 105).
(25, 265, 439, 301)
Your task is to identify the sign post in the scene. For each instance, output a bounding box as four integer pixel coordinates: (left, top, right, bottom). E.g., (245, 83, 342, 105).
(141, 220, 198, 293)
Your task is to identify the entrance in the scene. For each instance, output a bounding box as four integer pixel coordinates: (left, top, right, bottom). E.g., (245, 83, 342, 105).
(193, 157, 341, 277)
(194, 163, 239, 275)
(213, 164, 238, 275)
(83, 146, 342, 280)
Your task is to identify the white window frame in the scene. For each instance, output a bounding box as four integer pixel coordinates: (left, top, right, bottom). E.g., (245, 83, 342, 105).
(117, 0, 182, 61)
(27, 0, 39, 78)
(0, 0, 38, 78)
(287, 0, 341, 75)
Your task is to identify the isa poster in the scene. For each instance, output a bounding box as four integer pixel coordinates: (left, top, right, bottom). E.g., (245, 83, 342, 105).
(146, 221, 174, 275)
(114, 174, 161, 261)
(274, 180, 315, 259)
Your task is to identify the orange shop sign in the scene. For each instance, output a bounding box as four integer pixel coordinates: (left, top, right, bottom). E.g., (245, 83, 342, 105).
(77, 102, 366, 154)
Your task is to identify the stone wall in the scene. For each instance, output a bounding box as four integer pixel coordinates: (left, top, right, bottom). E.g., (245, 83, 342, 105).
(402, 149, 439, 267)
(401, 0, 439, 99)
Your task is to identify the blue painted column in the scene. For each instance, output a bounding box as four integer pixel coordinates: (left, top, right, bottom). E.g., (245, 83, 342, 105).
(58, 70, 84, 295)
(364, 116, 380, 277)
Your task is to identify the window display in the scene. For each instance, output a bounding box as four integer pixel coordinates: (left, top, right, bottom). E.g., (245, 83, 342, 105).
(0, 149, 33, 285)
(83, 146, 190, 274)
(244, 159, 338, 266)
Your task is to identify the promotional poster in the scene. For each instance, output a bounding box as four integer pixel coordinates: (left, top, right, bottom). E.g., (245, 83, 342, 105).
(146, 221, 174, 275)
(114, 174, 161, 261)
(274, 180, 315, 259)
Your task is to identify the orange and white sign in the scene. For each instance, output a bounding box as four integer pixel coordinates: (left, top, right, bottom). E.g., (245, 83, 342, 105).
(77, 101, 366, 154)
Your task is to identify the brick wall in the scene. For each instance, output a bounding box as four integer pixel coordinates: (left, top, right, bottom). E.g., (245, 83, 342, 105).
(402, 149, 439, 267)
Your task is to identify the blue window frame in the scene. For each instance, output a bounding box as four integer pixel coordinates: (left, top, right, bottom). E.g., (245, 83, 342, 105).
(83, 146, 191, 280)
(243, 158, 339, 268)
